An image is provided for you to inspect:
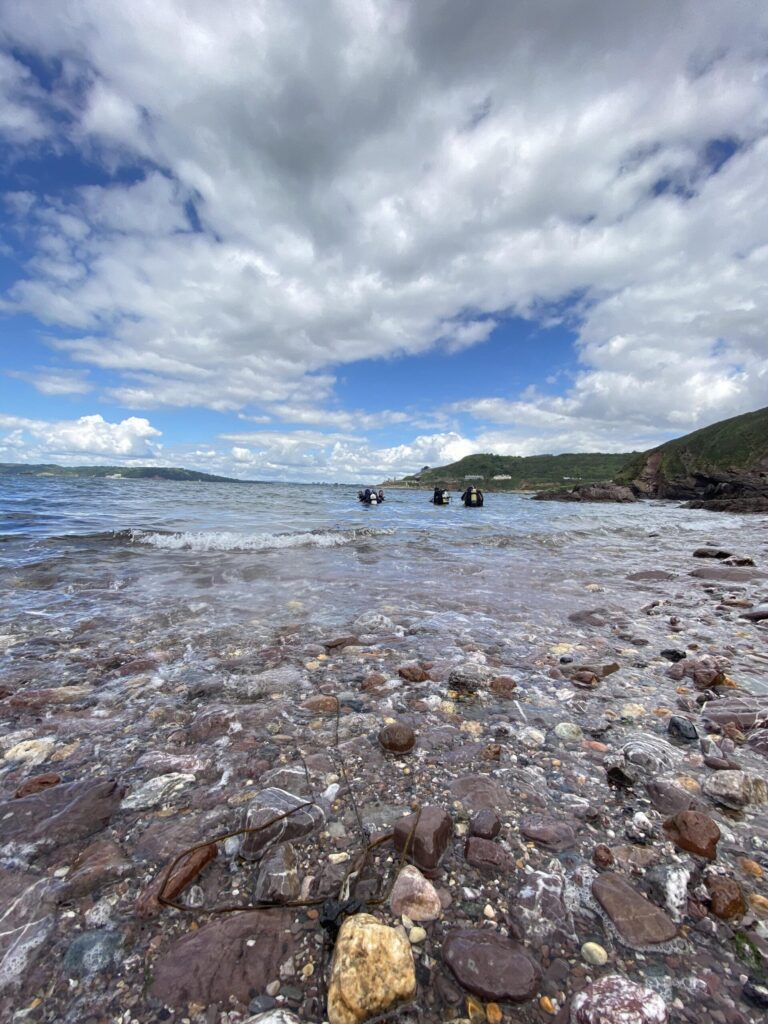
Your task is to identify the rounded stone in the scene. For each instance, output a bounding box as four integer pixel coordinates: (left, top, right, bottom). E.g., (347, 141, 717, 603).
(442, 928, 542, 1002)
(580, 942, 608, 966)
(327, 913, 416, 1024)
(555, 722, 583, 743)
(663, 810, 720, 860)
(378, 722, 416, 754)
(390, 865, 442, 922)
(570, 975, 667, 1024)
(470, 808, 501, 840)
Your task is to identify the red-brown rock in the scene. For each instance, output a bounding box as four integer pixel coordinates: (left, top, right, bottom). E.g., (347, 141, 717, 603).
(592, 874, 677, 946)
(442, 928, 541, 1002)
(151, 909, 295, 1007)
(465, 836, 514, 874)
(663, 810, 721, 860)
(136, 843, 217, 917)
(394, 805, 452, 873)
(489, 676, 517, 698)
(378, 722, 416, 753)
(707, 877, 746, 920)
(14, 773, 61, 799)
(398, 664, 430, 683)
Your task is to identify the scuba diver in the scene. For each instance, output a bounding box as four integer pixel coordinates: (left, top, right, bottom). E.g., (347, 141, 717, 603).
(460, 485, 484, 507)
(358, 488, 379, 504)
(377, 489, 385, 502)
(431, 487, 450, 505)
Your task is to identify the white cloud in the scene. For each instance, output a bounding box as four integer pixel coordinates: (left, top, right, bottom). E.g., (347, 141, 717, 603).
(0, 413, 162, 461)
(7, 367, 93, 395)
(1, 1, 768, 470)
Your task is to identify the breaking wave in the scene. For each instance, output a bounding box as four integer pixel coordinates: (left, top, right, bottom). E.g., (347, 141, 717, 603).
(128, 526, 394, 552)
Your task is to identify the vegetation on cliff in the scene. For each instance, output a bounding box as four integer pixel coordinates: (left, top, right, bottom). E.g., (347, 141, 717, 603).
(616, 406, 768, 499)
(386, 452, 635, 491)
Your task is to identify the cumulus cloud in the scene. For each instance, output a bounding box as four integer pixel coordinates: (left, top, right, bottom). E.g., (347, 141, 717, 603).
(0, 413, 162, 461)
(1, 1, 768, 471)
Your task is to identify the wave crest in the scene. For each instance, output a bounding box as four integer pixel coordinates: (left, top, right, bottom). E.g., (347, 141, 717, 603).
(128, 526, 394, 552)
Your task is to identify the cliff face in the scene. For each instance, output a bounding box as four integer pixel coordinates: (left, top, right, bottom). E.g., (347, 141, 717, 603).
(618, 406, 768, 508)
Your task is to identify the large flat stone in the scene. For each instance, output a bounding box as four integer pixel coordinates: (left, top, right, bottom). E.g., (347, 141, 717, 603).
(592, 874, 677, 947)
(152, 910, 295, 1008)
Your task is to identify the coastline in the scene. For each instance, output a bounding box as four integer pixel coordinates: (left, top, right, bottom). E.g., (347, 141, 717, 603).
(1, 492, 767, 1021)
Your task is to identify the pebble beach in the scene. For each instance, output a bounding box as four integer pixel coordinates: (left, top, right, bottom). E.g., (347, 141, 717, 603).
(1, 477, 767, 1024)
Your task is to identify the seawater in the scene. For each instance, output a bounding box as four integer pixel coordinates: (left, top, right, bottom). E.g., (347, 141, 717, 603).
(1, 476, 766, 689)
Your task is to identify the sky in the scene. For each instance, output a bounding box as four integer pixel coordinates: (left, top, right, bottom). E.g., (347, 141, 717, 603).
(1, 1, 767, 482)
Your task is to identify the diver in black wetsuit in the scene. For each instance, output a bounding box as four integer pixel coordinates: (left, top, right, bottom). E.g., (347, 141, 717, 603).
(460, 485, 483, 507)
(431, 487, 450, 505)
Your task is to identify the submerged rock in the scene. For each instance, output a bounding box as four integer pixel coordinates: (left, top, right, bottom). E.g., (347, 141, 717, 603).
(253, 842, 300, 903)
(520, 814, 576, 851)
(592, 873, 677, 946)
(152, 910, 295, 1008)
(393, 805, 453, 873)
(63, 930, 122, 977)
(389, 865, 442, 922)
(442, 928, 541, 1001)
(240, 788, 326, 862)
(470, 808, 501, 840)
(571, 975, 668, 1024)
(702, 694, 768, 732)
(703, 770, 768, 810)
(707, 876, 746, 920)
(0, 778, 124, 852)
(378, 722, 416, 753)
(663, 810, 721, 860)
(327, 913, 415, 1024)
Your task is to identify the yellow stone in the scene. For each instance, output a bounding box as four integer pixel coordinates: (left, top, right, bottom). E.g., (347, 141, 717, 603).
(467, 995, 486, 1022)
(550, 643, 574, 655)
(675, 775, 701, 793)
(739, 858, 764, 878)
(540, 996, 556, 1015)
(302, 962, 315, 978)
(327, 913, 416, 1024)
(749, 894, 768, 917)
(460, 720, 483, 737)
(486, 1004, 503, 1024)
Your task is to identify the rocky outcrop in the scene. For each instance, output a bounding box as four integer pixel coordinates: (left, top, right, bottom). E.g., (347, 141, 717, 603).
(533, 483, 637, 503)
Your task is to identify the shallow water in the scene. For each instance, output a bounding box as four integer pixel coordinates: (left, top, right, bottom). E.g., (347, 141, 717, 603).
(2, 477, 766, 664)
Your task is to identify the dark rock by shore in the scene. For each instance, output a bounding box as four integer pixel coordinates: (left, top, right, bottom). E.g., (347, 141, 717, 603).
(533, 483, 638, 503)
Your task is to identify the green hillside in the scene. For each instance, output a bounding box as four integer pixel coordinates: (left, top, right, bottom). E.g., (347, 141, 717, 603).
(0, 463, 245, 483)
(387, 451, 635, 490)
(616, 405, 768, 496)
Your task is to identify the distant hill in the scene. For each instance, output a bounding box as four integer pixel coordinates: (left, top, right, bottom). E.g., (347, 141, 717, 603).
(616, 405, 768, 504)
(386, 451, 635, 491)
(0, 463, 245, 483)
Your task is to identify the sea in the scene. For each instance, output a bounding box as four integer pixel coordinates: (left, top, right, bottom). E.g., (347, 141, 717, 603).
(2, 476, 767, 692)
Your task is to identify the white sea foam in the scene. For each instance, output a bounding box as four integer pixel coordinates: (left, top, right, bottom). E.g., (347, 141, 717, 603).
(129, 526, 393, 552)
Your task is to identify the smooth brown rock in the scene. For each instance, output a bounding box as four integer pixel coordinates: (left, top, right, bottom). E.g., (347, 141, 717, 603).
(707, 877, 746, 919)
(465, 836, 514, 874)
(389, 865, 442, 922)
(55, 839, 132, 900)
(398, 665, 429, 683)
(361, 672, 388, 692)
(14, 772, 61, 798)
(378, 722, 416, 754)
(0, 778, 124, 851)
(136, 842, 217, 917)
(442, 928, 541, 1002)
(470, 809, 501, 840)
(663, 810, 721, 860)
(449, 774, 512, 814)
(489, 676, 517, 698)
(691, 565, 767, 582)
(8, 686, 93, 710)
(592, 874, 677, 946)
(327, 913, 415, 1024)
(324, 635, 359, 650)
(592, 844, 614, 869)
(393, 805, 452, 873)
(520, 815, 576, 851)
(152, 909, 295, 1007)
(646, 779, 706, 816)
(301, 695, 339, 714)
